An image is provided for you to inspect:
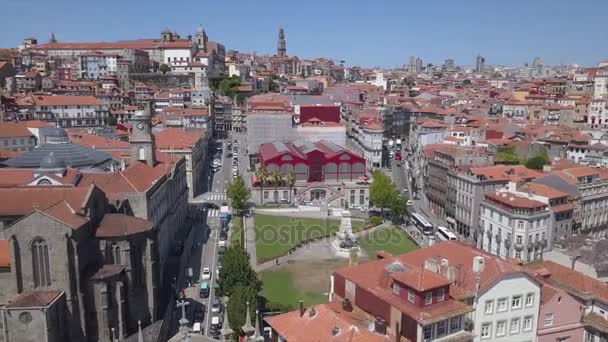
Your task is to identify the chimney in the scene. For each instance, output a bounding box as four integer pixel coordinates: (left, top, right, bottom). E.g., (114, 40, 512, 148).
(342, 298, 353, 312)
(374, 316, 387, 335)
(570, 254, 581, 270)
(299, 300, 304, 317)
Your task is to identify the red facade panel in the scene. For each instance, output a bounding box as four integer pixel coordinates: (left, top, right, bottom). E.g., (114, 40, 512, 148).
(299, 105, 340, 124)
(333, 274, 345, 299)
(402, 314, 419, 342)
(354, 285, 390, 322)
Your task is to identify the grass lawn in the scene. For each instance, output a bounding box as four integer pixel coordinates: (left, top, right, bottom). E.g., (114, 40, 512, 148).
(230, 216, 243, 247)
(360, 226, 418, 257)
(254, 215, 365, 263)
(260, 270, 328, 311)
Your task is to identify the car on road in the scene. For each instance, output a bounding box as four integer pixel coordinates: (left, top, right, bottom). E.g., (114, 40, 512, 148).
(199, 282, 210, 298)
(201, 268, 211, 280)
(210, 316, 221, 337)
(406, 200, 413, 206)
(211, 300, 223, 314)
(219, 230, 227, 241)
(226, 152, 232, 158)
(192, 322, 202, 334)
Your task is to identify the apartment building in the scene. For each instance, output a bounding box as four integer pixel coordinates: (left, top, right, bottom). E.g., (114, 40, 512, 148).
(479, 189, 552, 262)
(331, 241, 541, 342)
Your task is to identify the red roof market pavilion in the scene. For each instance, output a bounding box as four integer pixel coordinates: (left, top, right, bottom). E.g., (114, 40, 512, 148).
(258, 140, 366, 183)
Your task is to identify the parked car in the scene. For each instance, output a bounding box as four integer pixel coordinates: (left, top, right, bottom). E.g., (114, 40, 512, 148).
(219, 231, 227, 241)
(199, 282, 210, 298)
(201, 268, 211, 280)
(211, 300, 223, 314)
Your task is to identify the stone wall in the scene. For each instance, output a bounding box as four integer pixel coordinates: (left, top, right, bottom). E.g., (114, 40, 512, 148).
(130, 73, 194, 88)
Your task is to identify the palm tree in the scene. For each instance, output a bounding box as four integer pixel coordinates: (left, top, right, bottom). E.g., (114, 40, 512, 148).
(270, 170, 283, 203)
(255, 167, 269, 205)
(286, 171, 296, 204)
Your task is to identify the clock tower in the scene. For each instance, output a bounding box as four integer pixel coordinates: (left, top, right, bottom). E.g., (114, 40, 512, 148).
(130, 109, 156, 166)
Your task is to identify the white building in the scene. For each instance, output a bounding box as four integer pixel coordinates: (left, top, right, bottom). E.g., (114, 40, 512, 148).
(79, 52, 119, 79)
(474, 272, 541, 342)
(593, 68, 608, 99)
(479, 187, 552, 262)
(15, 95, 109, 128)
(296, 120, 346, 148)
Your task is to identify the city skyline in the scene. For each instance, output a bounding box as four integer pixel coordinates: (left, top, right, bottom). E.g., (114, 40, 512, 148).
(2, 0, 607, 67)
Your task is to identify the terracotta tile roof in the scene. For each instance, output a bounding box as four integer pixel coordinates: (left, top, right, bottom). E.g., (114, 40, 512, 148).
(390, 267, 451, 292)
(34, 40, 192, 51)
(155, 128, 204, 150)
(42, 200, 89, 229)
(66, 131, 129, 150)
(485, 191, 548, 209)
(525, 260, 608, 304)
(562, 167, 599, 178)
(0, 186, 92, 217)
(0, 122, 34, 138)
(20, 94, 103, 106)
(95, 213, 153, 238)
(6, 290, 63, 308)
(469, 165, 542, 182)
(79, 161, 172, 195)
(264, 301, 391, 342)
(518, 182, 568, 199)
(0, 149, 25, 160)
(161, 107, 209, 116)
(0, 240, 9, 268)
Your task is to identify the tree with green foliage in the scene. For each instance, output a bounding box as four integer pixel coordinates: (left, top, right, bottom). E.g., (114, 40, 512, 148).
(369, 170, 395, 211)
(496, 145, 520, 164)
(226, 175, 251, 216)
(218, 75, 241, 99)
(227, 286, 257, 337)
(255, 167, 269, 205)
(218, 245, 261, 297)
(159, 64, 170, 74)
(389, 192, 408, 223)
(525, 148, 550, 170)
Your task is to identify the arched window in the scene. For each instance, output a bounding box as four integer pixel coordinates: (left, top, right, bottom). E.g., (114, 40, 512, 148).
(107, 243, 121, 264)
(31, 237, 51, 287)
(138, 147, 146, 161)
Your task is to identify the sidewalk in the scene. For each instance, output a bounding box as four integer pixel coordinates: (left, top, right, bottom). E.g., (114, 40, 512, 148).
(244, 215, 257, 269)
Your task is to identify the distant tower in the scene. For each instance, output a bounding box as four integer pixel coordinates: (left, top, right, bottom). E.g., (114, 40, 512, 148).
(277, 28, 287, 57)
(532, 57, 543, 68)
(130, 109, 156, 166)
(161, 28, 173, 42)
(475, 54, 486, 73)
(195, 24, 208, 52)
(49, 33, 57, 44)
(408, 56, 416, 72)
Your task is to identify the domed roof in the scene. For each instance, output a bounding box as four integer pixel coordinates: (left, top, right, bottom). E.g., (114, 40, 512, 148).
(40, 152, 67, 170)
(385, 260, 407, 273)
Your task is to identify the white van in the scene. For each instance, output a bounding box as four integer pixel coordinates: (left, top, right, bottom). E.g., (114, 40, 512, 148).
(192, 322, 202, 334)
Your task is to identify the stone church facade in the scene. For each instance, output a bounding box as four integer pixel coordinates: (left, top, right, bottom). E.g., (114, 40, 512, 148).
(0, 186, 160, 342)
(0, 108, 189, 342)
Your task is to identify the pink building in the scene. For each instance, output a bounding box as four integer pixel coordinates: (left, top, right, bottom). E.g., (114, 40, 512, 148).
(537, 282, 585, 342)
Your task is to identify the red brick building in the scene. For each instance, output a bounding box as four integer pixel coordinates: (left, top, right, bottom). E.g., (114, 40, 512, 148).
(259, 140, 366, 183)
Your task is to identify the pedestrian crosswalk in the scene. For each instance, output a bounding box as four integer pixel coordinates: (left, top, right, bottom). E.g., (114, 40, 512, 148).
(206, 193, 227, 201)
(207, 209, 219, 217)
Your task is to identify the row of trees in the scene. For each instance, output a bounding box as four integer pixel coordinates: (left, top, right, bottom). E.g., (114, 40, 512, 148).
(218, 245, 261, 338)
(223, 175, 259, 337)
(254, 167, 296, 204)
(369, 170, 408, 222)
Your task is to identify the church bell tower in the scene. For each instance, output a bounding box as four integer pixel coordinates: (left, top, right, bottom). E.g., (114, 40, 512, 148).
(130, 109, 156, 166)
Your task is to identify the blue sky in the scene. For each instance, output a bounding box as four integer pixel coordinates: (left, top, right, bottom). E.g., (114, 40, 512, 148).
(2, 0, 607, 67)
